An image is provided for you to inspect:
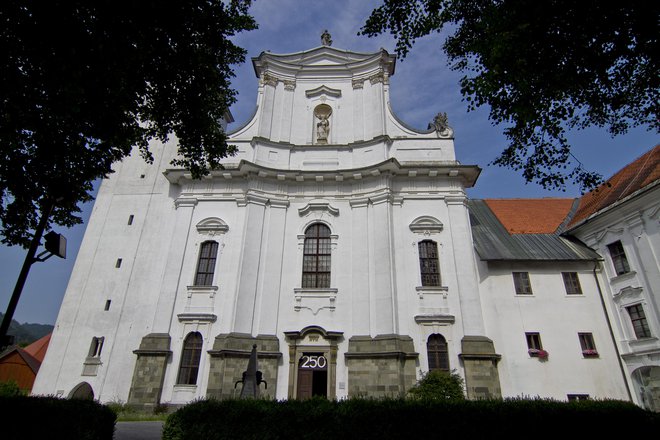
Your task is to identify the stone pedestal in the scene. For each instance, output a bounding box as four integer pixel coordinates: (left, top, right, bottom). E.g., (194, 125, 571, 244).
(127, 333, 172, 409)
(459, 335, 502, 399)
(206, 333, 281, 400)
(345, 334, 418, 398)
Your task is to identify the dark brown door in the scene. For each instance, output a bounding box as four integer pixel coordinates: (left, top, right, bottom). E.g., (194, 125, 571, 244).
(297, 369, 313, 399)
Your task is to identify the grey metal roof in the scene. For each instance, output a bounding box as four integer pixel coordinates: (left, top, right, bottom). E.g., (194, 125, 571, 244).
(468, 200, 600, 261)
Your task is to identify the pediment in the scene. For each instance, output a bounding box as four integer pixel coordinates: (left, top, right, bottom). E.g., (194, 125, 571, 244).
(306, 85, 342, 99)
(298, 199, 339, 217)
(196, 217, 228, 234)
(409, 216, 444, 234)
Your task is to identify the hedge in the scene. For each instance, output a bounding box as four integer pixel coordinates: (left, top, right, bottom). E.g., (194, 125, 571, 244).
(0, 395, 116, 440)
(163, 397, 659, 440)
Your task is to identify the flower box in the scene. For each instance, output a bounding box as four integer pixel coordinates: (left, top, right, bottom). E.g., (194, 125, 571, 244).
(528, 348, 549, 359)
(582, 349, 599, 357)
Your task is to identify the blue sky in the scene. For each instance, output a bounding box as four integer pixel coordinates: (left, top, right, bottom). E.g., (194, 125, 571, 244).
(1, 0, 657, 325)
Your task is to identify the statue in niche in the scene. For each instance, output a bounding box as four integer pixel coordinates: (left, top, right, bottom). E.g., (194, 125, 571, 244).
(317, 114, 330, 142)
(321, 30, 332, 46)
(428, 112, 450, 133)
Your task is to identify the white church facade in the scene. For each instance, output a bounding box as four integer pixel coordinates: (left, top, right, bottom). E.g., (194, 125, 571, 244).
(32, 42, 656, 409)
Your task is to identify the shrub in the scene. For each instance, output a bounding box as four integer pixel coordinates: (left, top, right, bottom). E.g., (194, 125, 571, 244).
(0, 395, 116, 440)
(0, 379, 23, 397)
(408, 369, 465, 400)
(162, 397, 659, 440)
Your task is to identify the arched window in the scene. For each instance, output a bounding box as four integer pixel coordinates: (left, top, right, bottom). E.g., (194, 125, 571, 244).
(195, 241, 219, 286)
(302, 224, 331, 288)
(177, 332, 203, 385)
(418, 240, 440, 286)
(427, 334, 449, 372)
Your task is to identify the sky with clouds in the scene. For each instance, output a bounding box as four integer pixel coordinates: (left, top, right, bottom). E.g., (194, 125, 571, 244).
(1, 0, 657, 325)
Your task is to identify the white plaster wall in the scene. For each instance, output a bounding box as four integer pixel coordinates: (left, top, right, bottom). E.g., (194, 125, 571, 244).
(478, 260, 629, 400)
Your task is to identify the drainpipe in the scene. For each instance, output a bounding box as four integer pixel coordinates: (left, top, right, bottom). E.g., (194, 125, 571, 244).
(593, 260, 633, 402)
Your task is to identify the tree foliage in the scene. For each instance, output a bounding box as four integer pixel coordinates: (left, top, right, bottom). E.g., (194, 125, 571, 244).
(408, 369, 465, 400)
(361, 0, 659, 190)
(0, 0, 256, 246)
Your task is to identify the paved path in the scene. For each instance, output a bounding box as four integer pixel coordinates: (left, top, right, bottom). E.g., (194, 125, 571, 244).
(115, 421, 164, 440)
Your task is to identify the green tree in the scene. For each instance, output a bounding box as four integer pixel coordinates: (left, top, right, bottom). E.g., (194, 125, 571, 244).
(408, 370, 465, 400)
(0, 0, 256, 247)
(361, 0, 659, 190)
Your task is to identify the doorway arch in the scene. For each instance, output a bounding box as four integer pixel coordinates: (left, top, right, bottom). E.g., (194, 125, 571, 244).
(632, 366, 660, 412)
(284, 326, 343, 399)
(68, 382, 94, 400)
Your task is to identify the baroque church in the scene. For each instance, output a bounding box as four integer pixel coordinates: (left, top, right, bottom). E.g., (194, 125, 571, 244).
(32, 38, 659, 410)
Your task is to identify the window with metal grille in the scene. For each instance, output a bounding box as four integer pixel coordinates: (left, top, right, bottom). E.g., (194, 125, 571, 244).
(562, 272, 582, 295)
(418, 240, 440, 286)
(194, 241, 219, 286)
(627, 304, 651, 339)
(427, 334, 449, 372)
(302, 224, 331, 288)
(607, 241, 630, 276)
(513, 272, 533, 295)
(177, 332, 203, 385)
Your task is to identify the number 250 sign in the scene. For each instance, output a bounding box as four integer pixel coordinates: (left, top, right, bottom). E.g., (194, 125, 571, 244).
(300, 355, 327, 369)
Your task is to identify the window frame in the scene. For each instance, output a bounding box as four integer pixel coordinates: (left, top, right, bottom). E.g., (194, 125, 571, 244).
(426, 334, 450, 372)
(607, 241, 630, 276)
(626, 304, 652, 339)
(525, 332, 547, 358)
(176, 332, 203, 385)
(301, 223, 332, 289)
(562, 272, 583, 295)
(513, 272, 533, 295)
(194, 240, 219, 287)
(578, 332, 598, 357)
(418, 240, 441, 287)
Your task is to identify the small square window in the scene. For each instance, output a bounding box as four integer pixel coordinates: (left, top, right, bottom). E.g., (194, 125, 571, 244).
(115, 258, 122, 268)
(526, 332, 546, 358)
(607, 241, 630, 276)
(513, 272, 533, 295)
(578, 333, 598, 357)
(562, 272, 582, 295)
(626, 304, 651, 339)
(567, 394, 590, 402)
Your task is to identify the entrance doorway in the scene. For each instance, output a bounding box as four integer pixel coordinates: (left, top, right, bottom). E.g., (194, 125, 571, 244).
(296, 352, 328, 399)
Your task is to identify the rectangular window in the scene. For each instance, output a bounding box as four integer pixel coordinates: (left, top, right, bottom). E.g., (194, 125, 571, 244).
(627, 304, 651, 339)
(104, 300, 111, 311)
(88, 336, 104, 358)
(525, 332, 547, 358)
(607, 241, 630, 276)
(127, 215, 134, 225)
(578, 333, 598, 357)
(195, 241, 219, 286)
(418, 240, 441, 287)
(562, 272, 582, 295)
(115, 258, 122, 268)
(567, 394, 590, 401)
(513, 272, 533, 295)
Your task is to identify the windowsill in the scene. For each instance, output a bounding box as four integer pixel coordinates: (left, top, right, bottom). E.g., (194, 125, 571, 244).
(416, 286, 448, 298)
(515, 293, 535, 297)
(83, 357, 102, 365)
(294, 288, 338, 297)
(186, 285, 218, 298)
(610, 271, 636, 283)
(565, 294, 584, 297)
(628, 336, 658, 346)
(173, 384, 198, 390)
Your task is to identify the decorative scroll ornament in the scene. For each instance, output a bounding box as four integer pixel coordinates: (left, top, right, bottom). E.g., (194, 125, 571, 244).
(428, 112, 453, 137)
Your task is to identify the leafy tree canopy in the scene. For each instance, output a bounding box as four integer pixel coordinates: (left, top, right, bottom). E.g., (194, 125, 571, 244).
(0, 0, 256, 247)
(361, 0, 659, 190)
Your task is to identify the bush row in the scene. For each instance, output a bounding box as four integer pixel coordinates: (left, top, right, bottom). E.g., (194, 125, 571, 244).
(0, 395, 116, 440)
(163, 397, 659, 440)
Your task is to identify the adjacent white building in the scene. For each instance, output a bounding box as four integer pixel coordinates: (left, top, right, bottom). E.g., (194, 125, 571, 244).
(33, 40, 651, 409)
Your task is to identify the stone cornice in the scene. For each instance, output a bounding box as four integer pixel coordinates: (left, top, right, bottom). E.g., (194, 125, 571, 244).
(164, 159, 480, 187)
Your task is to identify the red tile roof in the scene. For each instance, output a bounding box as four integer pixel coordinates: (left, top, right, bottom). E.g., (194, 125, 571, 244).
(23, 333, 51, 363)
(567, 145, 660, 228)
(484, 198, 576, 234)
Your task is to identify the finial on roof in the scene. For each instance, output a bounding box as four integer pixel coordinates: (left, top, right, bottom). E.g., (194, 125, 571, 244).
(321, 30, 332, 46)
